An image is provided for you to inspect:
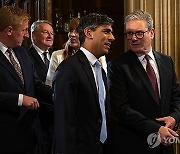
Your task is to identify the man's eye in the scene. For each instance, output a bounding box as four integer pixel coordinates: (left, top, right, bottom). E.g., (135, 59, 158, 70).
(127, 32, 133, 35)
(136, 32, 143, 35)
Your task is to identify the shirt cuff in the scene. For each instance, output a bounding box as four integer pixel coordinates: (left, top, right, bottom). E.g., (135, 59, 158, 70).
(18, 94, 23, 106)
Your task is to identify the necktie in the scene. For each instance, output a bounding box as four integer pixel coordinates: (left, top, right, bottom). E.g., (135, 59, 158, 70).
(94, 60, 107, 143)
(6, 49, 24, 84)
(43, 52, 50, 68)
(144, 55, 159, 102)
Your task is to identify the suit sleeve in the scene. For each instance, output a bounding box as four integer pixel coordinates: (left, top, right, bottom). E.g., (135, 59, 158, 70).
(169, 57, 180, 128)
(53, 61, 79, 154)
(0, 92, 19, 112)
(107, 61, 161, 138)
(27, 51, 53, 104)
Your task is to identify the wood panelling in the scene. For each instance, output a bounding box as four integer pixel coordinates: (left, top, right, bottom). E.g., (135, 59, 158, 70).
(1, 0, 125, 61)
(52, 0, 125, 61)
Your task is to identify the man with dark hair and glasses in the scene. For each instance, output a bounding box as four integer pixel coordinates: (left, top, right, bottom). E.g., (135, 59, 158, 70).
(108, 10, 180, 154)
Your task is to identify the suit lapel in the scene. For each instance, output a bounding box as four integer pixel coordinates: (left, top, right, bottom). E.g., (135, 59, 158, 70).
(49, 48, 54, 57)
(76, 50, 99, 101)
(29, 46, 48, 72)
(130, 51, 159, 105)
(0, 49, 24, 88)
(153, 51, 167, 106)
(102, 69, 109, 110)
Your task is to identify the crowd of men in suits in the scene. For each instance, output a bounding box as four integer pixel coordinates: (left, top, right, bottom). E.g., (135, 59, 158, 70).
(0, 5, 180, 154)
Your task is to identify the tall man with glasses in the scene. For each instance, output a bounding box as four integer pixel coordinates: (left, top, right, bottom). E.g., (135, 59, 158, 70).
(28, 20, 55, 154)
(108, 10, 180, 154)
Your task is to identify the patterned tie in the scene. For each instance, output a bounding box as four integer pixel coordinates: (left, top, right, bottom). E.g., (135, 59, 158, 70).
(94, 60, 107, 143)
(144, 55, 159, 103)
(6, 49, 24, 84)
(43, 52, 50, 68)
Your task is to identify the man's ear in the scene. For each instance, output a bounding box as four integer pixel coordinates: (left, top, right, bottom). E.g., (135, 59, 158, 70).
(6, 26, 13, 36)
(84, 27, 93, 39)
(32, 32, 36, 41)
(150, 28, 155, 39)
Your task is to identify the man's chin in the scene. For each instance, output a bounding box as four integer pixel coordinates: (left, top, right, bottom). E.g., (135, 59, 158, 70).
(46, 44, 53, 47)
(17, 43, 22, 47)
(104, 49, 109, 55)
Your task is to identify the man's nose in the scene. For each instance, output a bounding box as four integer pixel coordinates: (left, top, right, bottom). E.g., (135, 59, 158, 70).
(24, 31, 29, 38)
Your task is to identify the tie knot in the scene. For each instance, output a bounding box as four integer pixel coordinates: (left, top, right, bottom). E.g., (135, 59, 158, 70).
(43, 52, 48, 57)
(144, 54, 151, 61)
(94, 60, 101, 67)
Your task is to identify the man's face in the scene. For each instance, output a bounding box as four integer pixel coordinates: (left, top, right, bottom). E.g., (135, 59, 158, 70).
(91, 25, 115, 58)
(125, 20, 154, 54)
(32, 23, 54, 51)
(10, 21, 29, 47)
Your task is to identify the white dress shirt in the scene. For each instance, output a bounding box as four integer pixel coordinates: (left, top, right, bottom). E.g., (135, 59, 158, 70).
(137, 49, 160, 96)
(0, 42, 23, 106)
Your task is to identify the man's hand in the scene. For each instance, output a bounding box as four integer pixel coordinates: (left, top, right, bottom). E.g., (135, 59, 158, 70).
(23, 95, 39, 110)
(158, 126, 179, 146)
(156, 116, 176, 129)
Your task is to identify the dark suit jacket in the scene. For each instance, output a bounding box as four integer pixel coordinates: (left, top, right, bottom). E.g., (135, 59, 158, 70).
(28, 45, 53, 82)
(28, 45, 53, 130)
(0, 46, 52, 153)
(107, 50, 180, 154)
(53, 50, 110, 154)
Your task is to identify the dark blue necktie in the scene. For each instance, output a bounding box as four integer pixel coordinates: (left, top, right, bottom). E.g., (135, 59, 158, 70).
(94, 60, 107, 143)
(43, 52, 50, 68)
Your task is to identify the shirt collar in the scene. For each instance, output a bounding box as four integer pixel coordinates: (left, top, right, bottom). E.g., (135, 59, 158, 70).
(33, 44, 49, 55)
(0, 42, 8, 54)
(136, 48, 155, 62)
(80, 47, 98, 66)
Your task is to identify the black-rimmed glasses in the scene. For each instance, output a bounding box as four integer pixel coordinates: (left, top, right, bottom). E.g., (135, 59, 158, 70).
(125, 31, 148, 39)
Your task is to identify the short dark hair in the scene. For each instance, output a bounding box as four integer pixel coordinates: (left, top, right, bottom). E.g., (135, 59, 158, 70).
(77, 13, 114, 45)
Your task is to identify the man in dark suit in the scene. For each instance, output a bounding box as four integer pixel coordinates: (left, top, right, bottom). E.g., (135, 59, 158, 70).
(28, 20, 54, 154)
(53, 13, 115, 154)
(0, 6, 52, 154)
(108, 10, 180, 154)
(28, 20, 54, 82)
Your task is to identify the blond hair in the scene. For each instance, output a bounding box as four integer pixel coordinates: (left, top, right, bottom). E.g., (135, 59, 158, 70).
(0, 6, 30, 31)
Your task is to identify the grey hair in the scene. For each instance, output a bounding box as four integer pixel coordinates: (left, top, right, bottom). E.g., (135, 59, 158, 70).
(125, 10, 153, 31)
(30, 20, 52, 42)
